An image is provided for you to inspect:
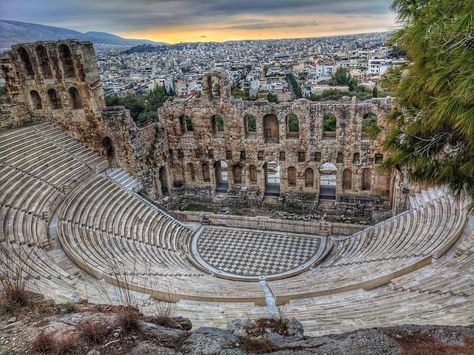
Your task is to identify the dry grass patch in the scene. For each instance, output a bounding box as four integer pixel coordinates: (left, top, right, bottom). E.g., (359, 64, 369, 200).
(31, 331, 77, 354)
(79, 320, 111, 344)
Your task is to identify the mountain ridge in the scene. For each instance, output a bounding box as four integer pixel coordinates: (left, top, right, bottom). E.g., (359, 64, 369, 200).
(0, 20, 166, 51)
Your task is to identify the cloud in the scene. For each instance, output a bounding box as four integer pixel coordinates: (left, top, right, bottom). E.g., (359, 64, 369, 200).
(0, 0, 394, 40)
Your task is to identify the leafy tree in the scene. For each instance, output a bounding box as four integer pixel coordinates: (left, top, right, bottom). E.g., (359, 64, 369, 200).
(309, 87, 372, 102)
(372, 86, 378, 98)
(246, 114, 257, 132)
(330, 68, 352, 86)
(286, 73, 302, 99)
(145, 86, 168, 113)
(362, 113, 381, 139)
(287, 114, 299, 132)
(267, 93, 279, 103)
(381, 0, 474, 202)
(323, 114, 337, 132)
(105, 86, 169, 126)
(214, 114, 224, 132)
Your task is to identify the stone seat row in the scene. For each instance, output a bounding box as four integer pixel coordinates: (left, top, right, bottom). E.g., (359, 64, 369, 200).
(0, 207, 49, 246)
(0, 126, 106, 192)
(281, 231, 474, 336)
(0, 123, 111, 302)
(58, 222, 196, 274)
(58, 175, 192, 252)
(281, 285, 473, 337)
(0, 166, 64, 219)
(0, 241, 79, 298)
(390, 231, 474, 297)
(105, 168, 141, 191)
(321, 196, 466, 267)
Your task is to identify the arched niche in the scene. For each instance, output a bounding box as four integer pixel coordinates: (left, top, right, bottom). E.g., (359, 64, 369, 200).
(263, 114, 279, 143)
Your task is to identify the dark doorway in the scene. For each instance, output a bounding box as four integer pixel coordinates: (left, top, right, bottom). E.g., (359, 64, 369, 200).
(102, 137, 114, 159)
(159, 166, 169, 195)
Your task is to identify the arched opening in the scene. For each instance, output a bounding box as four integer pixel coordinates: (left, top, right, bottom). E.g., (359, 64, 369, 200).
(362, 113, 379, 139)
(180, 115, 193, 133)
(362, 168, 372, 191)
(47, 88, 61, 109)
(202, 163, 211, 183)
(214, 160, 228, 192)
(174, 164, 184, 187)
(319, 163, 337, 200)
(336, 152, 344, 163)
(233, 164, 242, 185)
(264, 161, 280, 195)
(249, 165, 257, 184)
(36, 45, 52, 78)
(286, 113, 299, 138)
(211, 114, 224, 135)
(343, 169, 352, 191)
(18, 47, 34, 77)
(185, 116, 193, 132)
(29, 90, 42, 110)
(58, 44, 75, 78)
(68, 87, 82, 109)
(187, 163, 196, 182)
(287, 167, 297, 187)
(322, 113, 337, 139)
(102, 137, 114, 159)
(244, 114, 256, 135)
(263, 114, 279, 143)
(159, 166, 169, 195)
(305, 168, 314, 188)
(353, 152, 360, 164)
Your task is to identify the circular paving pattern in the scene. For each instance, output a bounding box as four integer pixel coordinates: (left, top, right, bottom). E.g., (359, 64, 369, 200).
(191, 227, 323, 280)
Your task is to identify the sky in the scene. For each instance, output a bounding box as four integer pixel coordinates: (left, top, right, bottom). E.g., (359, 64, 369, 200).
(0, 0, 397, 43)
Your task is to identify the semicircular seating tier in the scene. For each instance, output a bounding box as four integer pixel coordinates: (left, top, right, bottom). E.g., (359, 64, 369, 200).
(0, 122, 472, 332)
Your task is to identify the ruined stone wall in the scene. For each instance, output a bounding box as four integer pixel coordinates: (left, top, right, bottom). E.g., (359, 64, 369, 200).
(1, 40, 105, 147)
(159, 71, 396, 212)
(0, 40, 166, 196)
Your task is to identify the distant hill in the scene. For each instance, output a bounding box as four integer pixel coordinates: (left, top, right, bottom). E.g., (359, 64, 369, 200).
(122, 44, 170, 55)
(0, 20, 166, 51)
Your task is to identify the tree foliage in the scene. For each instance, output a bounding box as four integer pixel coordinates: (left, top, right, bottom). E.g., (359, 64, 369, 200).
(105, 86, 169, 126)
(328, 68, 354, 86)
(267, 93, 279, 103)
(287, 114, 299, 132)
(323, 114, 337, 132)
(286, 73, 302, 99)
(381, 0, 474, 202)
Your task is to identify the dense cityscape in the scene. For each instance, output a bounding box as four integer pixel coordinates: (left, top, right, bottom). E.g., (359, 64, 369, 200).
(96, 32, 406, 101)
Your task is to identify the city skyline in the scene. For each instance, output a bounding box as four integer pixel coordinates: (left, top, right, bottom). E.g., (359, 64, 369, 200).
(0, 0, 397, 43)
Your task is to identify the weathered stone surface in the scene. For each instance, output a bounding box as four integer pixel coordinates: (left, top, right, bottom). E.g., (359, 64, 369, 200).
(128, 341, 178, 355)
(182, 327, 239, 355)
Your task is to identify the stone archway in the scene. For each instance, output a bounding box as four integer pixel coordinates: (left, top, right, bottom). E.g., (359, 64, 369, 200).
(214, 160, 228, 192)
(264, 161, 280, 196)
(102, 137, 114, 159)
(319, 163, 337, 200)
